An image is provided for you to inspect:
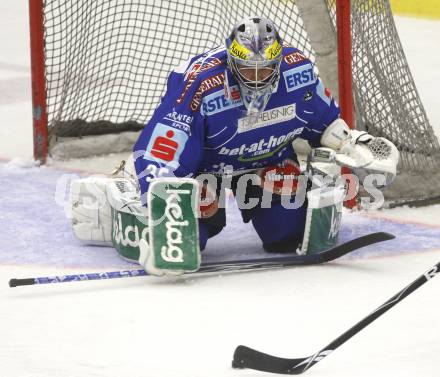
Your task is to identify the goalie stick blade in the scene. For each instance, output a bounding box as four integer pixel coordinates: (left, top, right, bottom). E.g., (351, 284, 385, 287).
(301, 231, 395, 265)
(9, 232, 394, 287)
(200, 231, 395, 273)
(233, 345, 310, 375)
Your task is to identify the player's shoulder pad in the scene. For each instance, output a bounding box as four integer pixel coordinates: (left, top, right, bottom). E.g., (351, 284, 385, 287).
(279, 45, 317, 93)
(170, 46, 228, 112)
(280, 45, 312, 70)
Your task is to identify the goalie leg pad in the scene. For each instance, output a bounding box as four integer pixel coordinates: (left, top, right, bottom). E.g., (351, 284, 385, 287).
(141, 178, 201, 276)
(106, 178, 149, 261)
(70, 176, 113, 245)
(300, 184, 345, 254)
(70, 175, 150, 262)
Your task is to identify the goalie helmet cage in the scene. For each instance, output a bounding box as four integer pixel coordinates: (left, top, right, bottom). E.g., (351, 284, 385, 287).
(29, 0, 440, 206)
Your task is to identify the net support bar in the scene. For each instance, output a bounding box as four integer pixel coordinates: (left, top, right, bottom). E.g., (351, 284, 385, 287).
(29, 0, 49, 163)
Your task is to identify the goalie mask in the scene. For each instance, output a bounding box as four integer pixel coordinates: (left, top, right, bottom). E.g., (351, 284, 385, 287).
(226, 17, 283, 115)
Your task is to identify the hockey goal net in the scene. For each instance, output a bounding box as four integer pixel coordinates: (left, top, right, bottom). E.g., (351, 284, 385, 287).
(29, 0, 440, 205)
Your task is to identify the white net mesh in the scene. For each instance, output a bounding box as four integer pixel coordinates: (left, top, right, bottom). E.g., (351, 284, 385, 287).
(325, 0, 440, 204)
(43, 0, 314, 138)
(41, 0, 440, 204)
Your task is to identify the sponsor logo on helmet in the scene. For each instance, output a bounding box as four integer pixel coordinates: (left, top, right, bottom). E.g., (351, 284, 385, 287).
(229, 39, 251, 60)
(176, 57, 222, 104)
(265, 40, 282, 60)
(190, 73, 225, 111)
(201, 86, 242, 116)
(283, 63, 316, 92)
(283, 51, 307, 65)
(237, 104, 296, 133)
(144, 123, 189, 164)
(218, 128, 303, 162)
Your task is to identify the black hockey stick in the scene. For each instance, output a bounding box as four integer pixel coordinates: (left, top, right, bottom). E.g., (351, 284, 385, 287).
(232, 260, 440, 374)
(9, 232, 393, 287)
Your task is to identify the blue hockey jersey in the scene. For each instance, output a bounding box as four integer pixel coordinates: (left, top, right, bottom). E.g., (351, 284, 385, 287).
(133, 45, 340, 199)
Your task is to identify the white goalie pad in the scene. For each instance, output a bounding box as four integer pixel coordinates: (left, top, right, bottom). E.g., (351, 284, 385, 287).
(70, 176, 113, 245)
(70, 174, 144, 246)
(105, 177, 146, 217)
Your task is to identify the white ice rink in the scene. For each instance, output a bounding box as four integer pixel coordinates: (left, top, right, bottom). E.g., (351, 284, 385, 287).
(0, 2, 439, 377)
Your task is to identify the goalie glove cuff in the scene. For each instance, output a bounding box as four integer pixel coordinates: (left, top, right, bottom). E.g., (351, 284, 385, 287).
(320, 118, 351, 150)
(321, 119, 373, 151)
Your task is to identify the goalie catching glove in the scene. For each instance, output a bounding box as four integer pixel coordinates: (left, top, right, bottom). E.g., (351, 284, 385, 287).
(320, 118, 399, 188)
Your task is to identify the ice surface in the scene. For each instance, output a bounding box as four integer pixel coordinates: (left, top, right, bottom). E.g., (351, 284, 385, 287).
(0, 2, 439, 376)
(1, 161, 439, 269)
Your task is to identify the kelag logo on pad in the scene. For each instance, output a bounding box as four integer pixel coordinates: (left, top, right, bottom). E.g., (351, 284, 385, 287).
(144, 123, 188, 164)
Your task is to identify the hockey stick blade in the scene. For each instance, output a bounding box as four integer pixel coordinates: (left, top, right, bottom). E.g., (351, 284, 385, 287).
(9, 232, 394, 287)
(232, 346, 314, 374)
(232, 260, 440, 375)
(200, 232, 394, 273)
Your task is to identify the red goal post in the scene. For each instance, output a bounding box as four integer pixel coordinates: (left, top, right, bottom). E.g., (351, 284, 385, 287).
(336, 0, 356, 208)
(29, 0, 49, 164)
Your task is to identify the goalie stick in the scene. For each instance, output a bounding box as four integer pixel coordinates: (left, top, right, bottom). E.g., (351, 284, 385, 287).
(9, 232, 393, 287)
(232, 260, 440, 374)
